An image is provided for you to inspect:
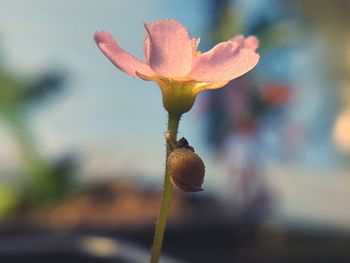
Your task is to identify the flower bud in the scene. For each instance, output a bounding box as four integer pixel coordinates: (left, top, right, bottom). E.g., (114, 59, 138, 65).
(167, 148, 205, 192)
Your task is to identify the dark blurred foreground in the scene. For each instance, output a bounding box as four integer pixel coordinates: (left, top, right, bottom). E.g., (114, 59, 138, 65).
(1, 178, 350, 263)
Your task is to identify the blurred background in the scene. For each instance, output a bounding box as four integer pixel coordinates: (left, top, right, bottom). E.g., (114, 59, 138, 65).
(1, 0, 350, 262)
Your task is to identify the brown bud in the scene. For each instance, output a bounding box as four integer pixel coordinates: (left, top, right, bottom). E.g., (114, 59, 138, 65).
(167, 148, 205, 192)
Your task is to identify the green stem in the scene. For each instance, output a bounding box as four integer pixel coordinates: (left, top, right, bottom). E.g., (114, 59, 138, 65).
(150, 112, 181, 263)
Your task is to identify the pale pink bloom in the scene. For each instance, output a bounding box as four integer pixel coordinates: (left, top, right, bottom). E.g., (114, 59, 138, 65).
(94, 19, 259, 95)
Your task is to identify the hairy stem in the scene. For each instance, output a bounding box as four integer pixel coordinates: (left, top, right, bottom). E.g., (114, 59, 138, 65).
(150, 113, 181, 263)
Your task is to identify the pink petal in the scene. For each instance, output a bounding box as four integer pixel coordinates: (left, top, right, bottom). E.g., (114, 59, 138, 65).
(144, 19, 193, 78)
(230, 35, 245, 47)
(94, 31, 156, 78)
(144, 34, 151, 64)
(231, 35, 259, 50)
(189, 38, 259, 83)
(244, 36, 259, 50)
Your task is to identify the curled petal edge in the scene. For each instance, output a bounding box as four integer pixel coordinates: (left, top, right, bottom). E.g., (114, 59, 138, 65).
(94, 31, 156, 78)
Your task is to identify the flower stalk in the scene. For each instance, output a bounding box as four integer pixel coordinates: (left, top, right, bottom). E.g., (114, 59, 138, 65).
(93, 18, 260, 262)
(150, 112, 181, 263)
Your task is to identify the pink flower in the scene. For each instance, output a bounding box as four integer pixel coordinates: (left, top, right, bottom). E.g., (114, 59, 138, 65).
(94, 19, 259, 114)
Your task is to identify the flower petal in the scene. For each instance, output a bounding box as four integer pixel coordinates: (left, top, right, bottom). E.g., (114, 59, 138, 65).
(230, 35, 245, 47)
(189, 38, 259, 84)
(94, 31, 156, 78)
(144, 19, 193, 78)
(192, 81, 229, 95)
(231, 35, 259, 50)
(144, 34, 151, 64)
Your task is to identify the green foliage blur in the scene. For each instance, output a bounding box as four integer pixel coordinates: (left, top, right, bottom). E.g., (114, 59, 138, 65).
(0, 65, 75, 218)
